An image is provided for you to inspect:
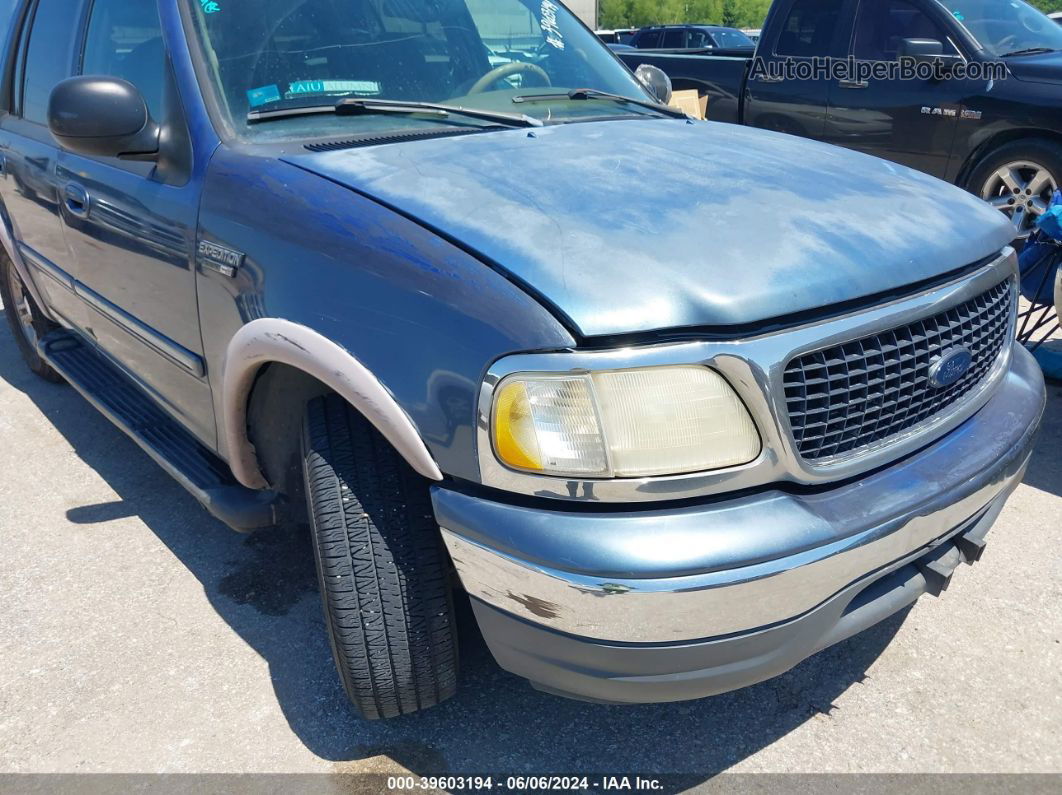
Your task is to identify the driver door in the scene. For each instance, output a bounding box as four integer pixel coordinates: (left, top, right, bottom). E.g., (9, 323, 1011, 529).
(821, 0, 970, 177)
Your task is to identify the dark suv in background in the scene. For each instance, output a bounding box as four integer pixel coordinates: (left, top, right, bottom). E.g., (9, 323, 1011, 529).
(629, 24, 757, 53)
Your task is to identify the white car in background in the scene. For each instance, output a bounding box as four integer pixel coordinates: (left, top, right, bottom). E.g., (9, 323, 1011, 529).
(1051, 12, 1062, 24)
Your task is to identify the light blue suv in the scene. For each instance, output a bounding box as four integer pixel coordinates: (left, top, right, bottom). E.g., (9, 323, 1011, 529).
(0, 0, 1046, 718)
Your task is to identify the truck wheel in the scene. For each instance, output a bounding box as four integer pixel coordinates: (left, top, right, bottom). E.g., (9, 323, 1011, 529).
(301, 394, 458, 719)
(969, 139, 1062, 238)
(0, 252, 62, 382)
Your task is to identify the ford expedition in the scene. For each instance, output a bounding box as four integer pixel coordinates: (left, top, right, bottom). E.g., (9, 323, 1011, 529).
(0, 0, 1046, 718)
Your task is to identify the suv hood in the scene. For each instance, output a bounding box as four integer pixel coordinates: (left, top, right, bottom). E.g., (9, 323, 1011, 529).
(284, 119, 1013, 338)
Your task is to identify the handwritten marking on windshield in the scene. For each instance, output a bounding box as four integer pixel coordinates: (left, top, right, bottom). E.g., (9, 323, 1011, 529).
(540, 0, 565, 50)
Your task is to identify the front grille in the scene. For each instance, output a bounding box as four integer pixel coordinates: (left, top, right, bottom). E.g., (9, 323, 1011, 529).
(783, 279, 1013, 462)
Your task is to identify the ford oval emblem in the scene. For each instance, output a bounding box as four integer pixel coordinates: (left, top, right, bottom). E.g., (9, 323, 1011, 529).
(928, 347, 973, 389)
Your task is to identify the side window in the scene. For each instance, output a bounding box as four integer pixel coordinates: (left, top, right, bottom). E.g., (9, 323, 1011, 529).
(637, 29, 662, 48)
(21, 0, 81, 125)
(662, 28, 686, 48)
(687, 29, 712, 48)
(852, 0, 959, 60)
(81, 0, 166, 120)
(775, 0, 843, 57)
(715, 30, 753, 48)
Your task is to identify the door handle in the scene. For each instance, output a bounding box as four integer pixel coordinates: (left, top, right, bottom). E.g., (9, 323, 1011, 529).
(64, 183, 90, 218)
(838, 79, 870, 89)
(0, 152, 7, 178)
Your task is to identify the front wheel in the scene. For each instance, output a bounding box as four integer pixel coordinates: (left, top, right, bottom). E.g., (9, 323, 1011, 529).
(301, 394, 458, 719)
(968, 138, 1062, 238)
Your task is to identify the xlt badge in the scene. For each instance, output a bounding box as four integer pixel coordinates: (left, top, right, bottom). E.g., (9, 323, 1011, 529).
(197, 240, 244, 277)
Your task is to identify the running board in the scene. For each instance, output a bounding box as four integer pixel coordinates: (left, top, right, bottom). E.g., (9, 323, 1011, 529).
(38, 331, 278, 532)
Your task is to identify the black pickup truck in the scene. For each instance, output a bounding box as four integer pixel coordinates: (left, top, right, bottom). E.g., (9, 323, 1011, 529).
(619, 0, 1062, 237)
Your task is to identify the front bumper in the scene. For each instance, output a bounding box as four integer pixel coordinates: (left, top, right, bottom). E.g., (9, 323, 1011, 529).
(433, 344, 1045, 703)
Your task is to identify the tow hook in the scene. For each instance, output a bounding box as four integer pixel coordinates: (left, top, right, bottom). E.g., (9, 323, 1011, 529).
(917, 520, 992, 597)
(917, 544, 963, 596)
(956, 533, 987, 563)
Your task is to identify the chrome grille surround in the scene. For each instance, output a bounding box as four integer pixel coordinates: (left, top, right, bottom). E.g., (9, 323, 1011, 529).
(783, 278, 1014, 463)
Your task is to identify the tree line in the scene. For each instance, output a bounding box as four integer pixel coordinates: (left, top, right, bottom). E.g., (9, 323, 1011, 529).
(599, 0, 1062, 31)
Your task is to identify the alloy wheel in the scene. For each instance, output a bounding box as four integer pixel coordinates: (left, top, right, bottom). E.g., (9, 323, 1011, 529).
(980, 160, 1058, 236)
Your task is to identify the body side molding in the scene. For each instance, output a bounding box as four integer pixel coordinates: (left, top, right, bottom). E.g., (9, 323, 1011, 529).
(221, 318, 444, 490)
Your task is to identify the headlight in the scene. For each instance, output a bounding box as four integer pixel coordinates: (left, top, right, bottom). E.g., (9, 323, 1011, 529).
(491, 365, 761, 478)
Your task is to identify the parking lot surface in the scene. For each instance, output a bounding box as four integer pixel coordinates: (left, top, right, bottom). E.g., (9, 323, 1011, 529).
(0, 299, 1060, 784)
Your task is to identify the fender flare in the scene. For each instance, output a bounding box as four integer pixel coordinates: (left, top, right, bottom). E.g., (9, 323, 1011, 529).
(222, 318, 444, 490)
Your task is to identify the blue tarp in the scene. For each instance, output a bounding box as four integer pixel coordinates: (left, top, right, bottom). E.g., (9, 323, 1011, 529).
(1036, 343, 1062, 380)
(1016, 190, 1062, 380)
(1018, 189, 1062, 305)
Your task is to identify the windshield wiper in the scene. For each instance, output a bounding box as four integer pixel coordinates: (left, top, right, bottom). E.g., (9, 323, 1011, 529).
(337, 98, 544, 127)
(511, 88, 689, 119)
(1000, 47, 1058, 58)
(247, 98, 543, 128)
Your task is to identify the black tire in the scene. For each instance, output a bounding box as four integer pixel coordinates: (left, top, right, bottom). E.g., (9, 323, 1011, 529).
(967, 138, 1062, 237)
(301, 394, 458, 719)
(0, 251, 62, 382)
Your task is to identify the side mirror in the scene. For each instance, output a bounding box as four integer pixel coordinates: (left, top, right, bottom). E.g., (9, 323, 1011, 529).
(635, 64, 673, 105)
(48, 76, 159, 161)
(899, 38, 963, 73)
(900, 37, 944, 61)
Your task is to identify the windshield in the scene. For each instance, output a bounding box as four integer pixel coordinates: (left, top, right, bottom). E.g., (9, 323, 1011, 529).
(184, 0, 653, 139)
(936, 0, 1062, 56)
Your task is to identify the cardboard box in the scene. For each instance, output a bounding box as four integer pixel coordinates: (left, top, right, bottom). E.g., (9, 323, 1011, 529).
(669, 89, 707, 120)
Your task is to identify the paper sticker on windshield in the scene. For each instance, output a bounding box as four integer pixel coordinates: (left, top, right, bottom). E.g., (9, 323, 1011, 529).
(286, 80, 381, 97)
(540, 0, 565, 50)
(247, 84, 281, 107)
